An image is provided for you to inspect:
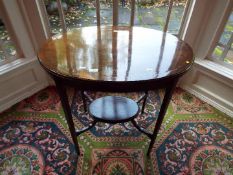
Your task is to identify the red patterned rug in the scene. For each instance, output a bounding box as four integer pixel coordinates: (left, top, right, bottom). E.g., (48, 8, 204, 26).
(0, 86, 232, 174)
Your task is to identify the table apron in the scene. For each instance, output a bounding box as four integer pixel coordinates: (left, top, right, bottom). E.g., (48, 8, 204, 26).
(52, 74, 180, 92)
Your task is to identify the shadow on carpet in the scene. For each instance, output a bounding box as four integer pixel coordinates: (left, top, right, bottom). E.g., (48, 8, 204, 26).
(0, 86, 232, 174)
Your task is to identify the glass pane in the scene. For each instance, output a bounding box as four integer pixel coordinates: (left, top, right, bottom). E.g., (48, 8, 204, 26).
(135, 5, 168, 30)
(0, 19, 17, 64)
(224, 49, 233, 64)
(219, 12, 233, 45)
(44, 0, 62, 35)
(212, 11, 233, 65)
(44, 0, 189, 35)
(212, 46, 224, 59)
(118, 2, 130, 26)
(98, 0, 113, 25)
(135, 0, 188, 33)
(44, 0, 91, 35)
(168, 3, 187, 34)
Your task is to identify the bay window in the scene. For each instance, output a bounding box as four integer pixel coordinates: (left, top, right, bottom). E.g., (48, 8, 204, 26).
(0, 22, 17, 66)
(0, 0, 49, 112)
(211, 11, 233, 66)
(0, 0, 232, 117)
(41, 0, 191, 36)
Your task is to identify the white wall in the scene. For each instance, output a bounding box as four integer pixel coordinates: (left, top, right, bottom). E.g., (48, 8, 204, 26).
(0, 0, 50, 112)
(0, 0, 232, 117)
(180, 0, 233, 117)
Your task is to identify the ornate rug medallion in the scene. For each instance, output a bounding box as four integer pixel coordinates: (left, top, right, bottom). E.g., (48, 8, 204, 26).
(0, 120, 77, 175)
(92, 149, 144, 175)
(171, 88, 214, 114)
(17, 87, 61, 112)
(1, 86, 233, 174)
(0, 144, 44, 175)
(190, 145, 233, 175)
(156, 122, 233, 175)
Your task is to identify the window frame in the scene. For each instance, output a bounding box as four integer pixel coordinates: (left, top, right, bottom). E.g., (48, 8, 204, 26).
(0, 0, 34, 73)
(206, 3, 233, 69)
(0, 1, 23, 64)
(0, 0, 232, 114)
(0, 0, 50, 112)
(0, 0, 50, 74)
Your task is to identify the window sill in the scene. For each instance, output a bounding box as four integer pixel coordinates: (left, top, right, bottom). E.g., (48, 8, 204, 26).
(194, 58, 233, 82)
(0, 57, 38, 75)
(180, 58, 233, 117)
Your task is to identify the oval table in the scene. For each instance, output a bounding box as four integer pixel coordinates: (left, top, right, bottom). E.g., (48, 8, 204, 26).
(38, 26, 194, 156)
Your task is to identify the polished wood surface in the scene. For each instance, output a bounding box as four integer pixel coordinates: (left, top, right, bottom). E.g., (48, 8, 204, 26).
(38, 26, 193, 82)
(38, 26, 194, 156)
(89, 96, 139, 123)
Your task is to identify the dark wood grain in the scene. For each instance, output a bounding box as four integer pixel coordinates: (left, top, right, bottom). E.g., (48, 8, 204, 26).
(89, 96, 139, 123)
(38, 26, 193, 83)
(38, 26, 194, 157)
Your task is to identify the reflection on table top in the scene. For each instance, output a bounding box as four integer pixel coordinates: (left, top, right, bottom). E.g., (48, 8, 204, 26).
(38, 26, 193, 82)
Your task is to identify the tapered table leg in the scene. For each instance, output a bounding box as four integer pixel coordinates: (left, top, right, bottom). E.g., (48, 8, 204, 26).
(81, 90, 87, 112)
(147, 79, 178, 156)
(54, 79, 80, 156)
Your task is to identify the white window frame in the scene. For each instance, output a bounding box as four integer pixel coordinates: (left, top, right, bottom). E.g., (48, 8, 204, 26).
(181, 0, 233, 78)
(33, 0, 233, 116)
(207, 9, 233, 69)
(0, 0, 49, 112)
(180, 0, 233, 117)
(1, 0, 233, 116)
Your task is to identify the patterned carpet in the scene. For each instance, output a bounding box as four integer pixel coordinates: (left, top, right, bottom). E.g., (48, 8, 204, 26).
(0, 86, 232, 175)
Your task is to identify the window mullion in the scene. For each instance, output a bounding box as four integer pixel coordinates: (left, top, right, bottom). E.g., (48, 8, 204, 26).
(220, 32, 233, 60)
(113, 0, 119, 26)
(163, 0, 173, 33)
(206, 0, 233, 60)
(56, 0, 67, 32)
(36, 0, 52, 38)
(178, 0, 191, 38)
(0, 1, 24, 59)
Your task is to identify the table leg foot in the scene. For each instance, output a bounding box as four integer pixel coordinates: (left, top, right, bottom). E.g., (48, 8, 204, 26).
(54, 79, 81, 156)
(81, 90, 88, 112)
(147, 138, 154, 156)
(141, 91, 148, 114)
(146, 79, 178, 156)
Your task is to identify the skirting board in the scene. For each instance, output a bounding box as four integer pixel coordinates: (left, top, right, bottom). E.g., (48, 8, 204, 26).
(0, 58, 50, 112)
(181, 85, 233, 118)
(0, 82, 48, 112)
